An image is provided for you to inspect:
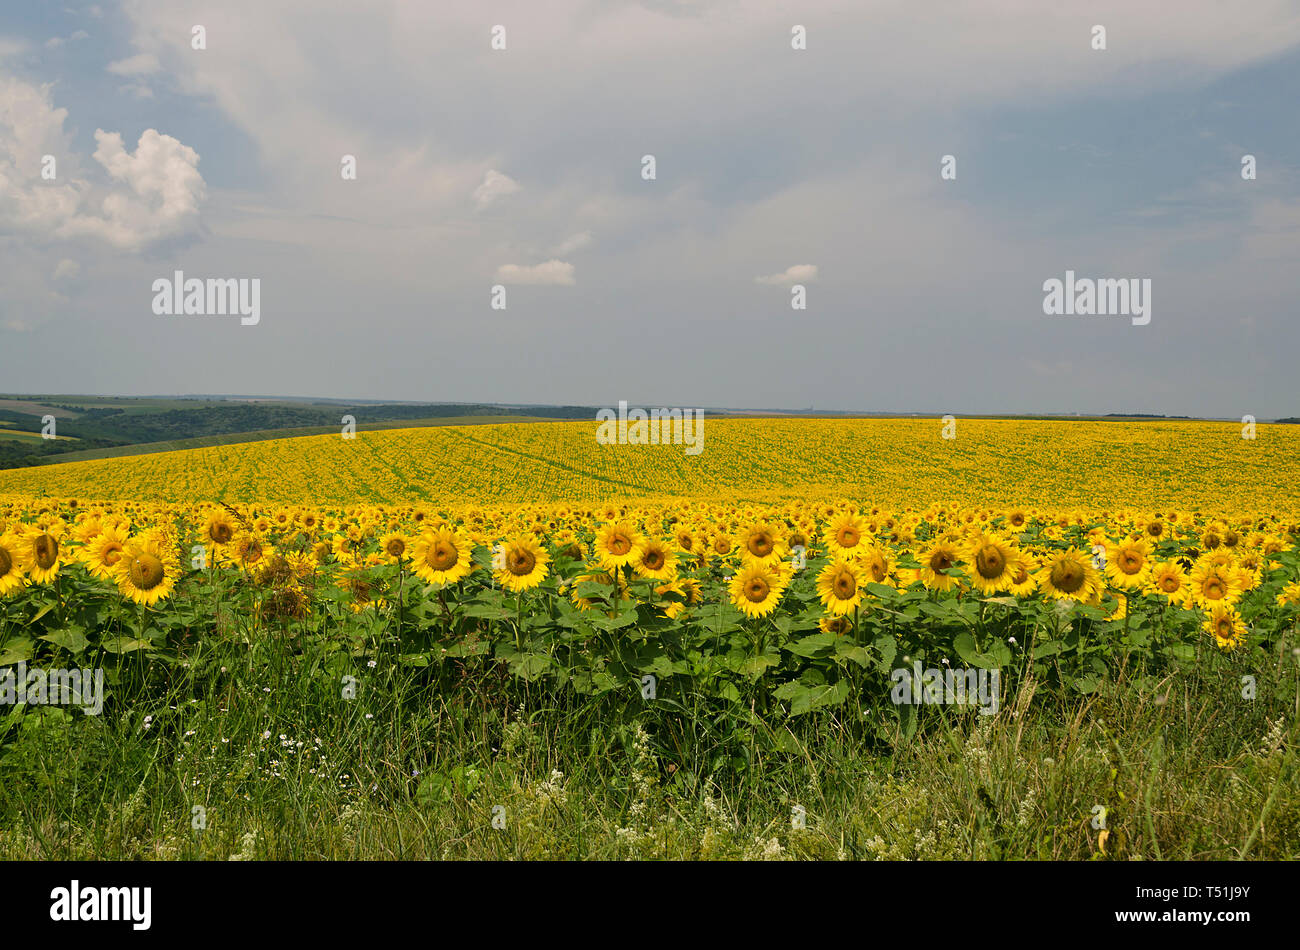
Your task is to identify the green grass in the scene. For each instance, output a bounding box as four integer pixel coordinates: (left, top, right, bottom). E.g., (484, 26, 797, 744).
(0, 430, 77, 443)
(2, 625, 1296, 860)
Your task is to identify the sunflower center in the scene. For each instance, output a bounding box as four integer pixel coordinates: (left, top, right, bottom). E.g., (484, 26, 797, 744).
(1216, 618, 1233, 638)
(744, 577, 770, 603)
(1203, 579, 1224, 600)
(1050, 561, 1085, 593)
(975, 545, 1005, 579)
(427, 543, 458, 570)
(34, 535, 58, 569)
(128, 553, 165, 591)
(507, 548, 536, 576)
(212, 523, 232, 543)
(1160, 575, 1179, 592)
(833, 570, 856, 599)
(869, 560, 887, 582)
(929, 551, 953, 572)
(644, 549, 665, 570)
(748, 532, 774, 557)
(714, 538, 731, 554)
(0, 548, 11, 576)
(836, 527, 859, 548)
(1118, 552, 1143, 574)
(386, 538, 406, 558)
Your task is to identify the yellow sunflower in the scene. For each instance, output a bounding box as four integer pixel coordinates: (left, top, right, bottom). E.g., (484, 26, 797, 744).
(729, 562, 786, 619)
(1147, 561, 1192, 607)
(1105, 538, 1153, 590)
(963, 533, 1017, 595)
(410, 528, 474, 585)
(914, 541, 964, 592)
(1006, 552, 1039, 597)
(1202, 604, 1246, 651)
(81, 524, 130, 580)
(1189, 561, 1243, 609)
(738, 520, 787, 566)
(15, 526, 66, 584)
(1035, 549, 1103, 602)
(0, 532, 26, 597)
(593, 521, 645, 570)
(634, 538, 677, 581)
(378, 531, 412, 564)
(200, 511, 239, 550)
(495, 534, 550, 592)
(817, 559, 865, 616)
(113, 535, 182, 606)
(823, 512, 869, 560)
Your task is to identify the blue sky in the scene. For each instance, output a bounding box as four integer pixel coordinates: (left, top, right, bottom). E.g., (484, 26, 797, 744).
(2, 0, 1299, 417)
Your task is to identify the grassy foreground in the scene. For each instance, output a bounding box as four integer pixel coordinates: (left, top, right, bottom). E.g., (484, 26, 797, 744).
(2, 630, 1296, 861)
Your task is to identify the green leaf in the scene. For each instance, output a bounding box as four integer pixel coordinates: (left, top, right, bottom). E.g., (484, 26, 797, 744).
(785, 632, 837, 658)
(39, 626, 88, 654)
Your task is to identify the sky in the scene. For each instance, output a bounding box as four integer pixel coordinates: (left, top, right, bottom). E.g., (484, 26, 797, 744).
(1, 0, 1299, 417)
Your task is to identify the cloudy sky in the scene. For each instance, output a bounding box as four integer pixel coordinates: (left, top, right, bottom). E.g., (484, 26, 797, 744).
(2, 0, 1299, 417)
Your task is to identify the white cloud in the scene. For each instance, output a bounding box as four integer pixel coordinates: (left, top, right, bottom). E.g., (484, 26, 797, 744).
(473, 169, 520, 208)
(106, 52, 161, 76)
(0, 77, 206, 251)
(553, 230, 591, 255)
(756, 264, 818, 285)
(52, 258, 79, 280)
(495, 260, 575, 285)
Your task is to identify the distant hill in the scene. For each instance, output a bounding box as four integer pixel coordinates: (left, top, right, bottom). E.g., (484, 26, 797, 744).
(0, 399, 598, 470)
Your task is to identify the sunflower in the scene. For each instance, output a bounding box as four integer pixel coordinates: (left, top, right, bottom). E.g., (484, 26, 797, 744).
(634, 538, 677, 581)
(1005, 552, 1038, 597)
(729, 562, 786, 619)
(593, 521, 645, 570)
(823, 512, 869, 560)
(231, 534, 268, 573)
(0, 532, 26, 597)
(1275, 581, 1300, 608)
(914, 541, 963, 592)
(410, 528, 474, 585)
(378, 531, 412, 564)
(738, 520, 787, 566)
(1189, 561, 1242, 609)
(199, 512, 238, 550)
(113, 534, 181, 606)
(15, 527, 66, 584)
(1203, 604, 1246, 651)
(81, 524, 130, 580)
(858, 543, 895, 588)
(1147, 561, 1191, 607)
(1105, 538, 1153, 590)
(819, 614, 854, 636)
(1035, 549, 1103, 602)
(495, 534, 550, 592)
(963, 533, 1017, 595)
(656, 577, 701, 619)
(817, 559, 865, 616)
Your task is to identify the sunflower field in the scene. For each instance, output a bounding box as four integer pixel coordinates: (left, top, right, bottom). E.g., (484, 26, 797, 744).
(2, 418, 1299, 859)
